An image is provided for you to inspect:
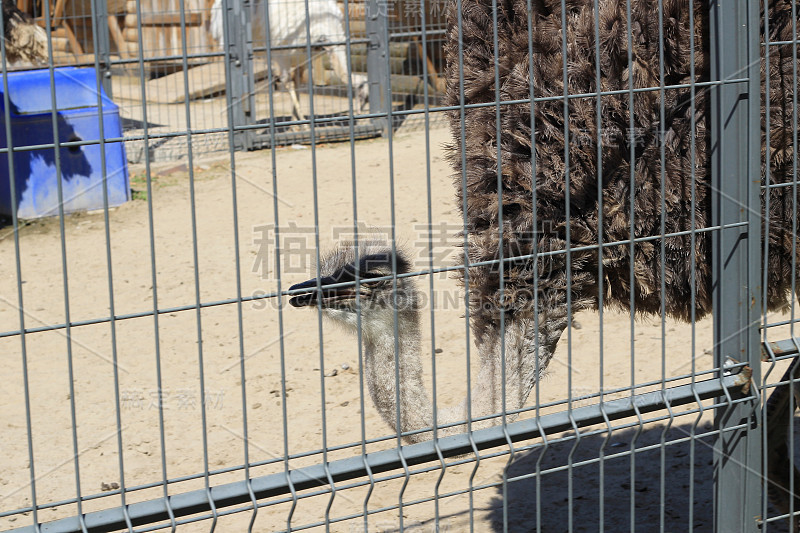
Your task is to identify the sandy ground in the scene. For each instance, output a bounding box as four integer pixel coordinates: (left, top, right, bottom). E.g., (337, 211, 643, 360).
(0, 126, 797, 532)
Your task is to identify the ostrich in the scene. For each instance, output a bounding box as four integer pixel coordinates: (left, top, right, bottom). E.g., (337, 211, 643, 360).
(288, 0, 800, 522)
(209, 0, 368, 123)
(291, 0, 800, 441)
(2, 0, 47, 66)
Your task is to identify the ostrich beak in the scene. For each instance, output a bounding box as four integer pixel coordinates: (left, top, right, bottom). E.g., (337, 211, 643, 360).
(288, 276, 359, 307)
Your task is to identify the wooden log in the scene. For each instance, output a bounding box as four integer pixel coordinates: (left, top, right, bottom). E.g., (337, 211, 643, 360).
(350, 54, 406, 74)
(349, 42, 410, 58)
(123, 27, 139, 41)
(139, 12, 203, 26)
(326, 72, 436, 96)
(145, 59, 272, 103)
(347, 3, 366, 18)
(48, 35, 70, 53)
(108, 15, 129, 57)
(311, 54, 327, 85)
(388, 73, 427, 95)
(317, 53, 362, 73)
(347, 19, 366, 36)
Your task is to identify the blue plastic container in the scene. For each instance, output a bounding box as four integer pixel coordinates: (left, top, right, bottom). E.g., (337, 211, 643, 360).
(0, 67, 129, 218)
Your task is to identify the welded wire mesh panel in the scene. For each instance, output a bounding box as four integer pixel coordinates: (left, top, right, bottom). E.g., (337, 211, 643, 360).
(759, 0, 800, 531)
(383, 0, 448, 130)
(241, 0, 374, 146)
(110, 0, 229, 160)
(0, 0, 794, 532)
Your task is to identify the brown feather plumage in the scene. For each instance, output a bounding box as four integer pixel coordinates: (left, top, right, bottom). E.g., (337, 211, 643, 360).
(445, 0, 800, 343)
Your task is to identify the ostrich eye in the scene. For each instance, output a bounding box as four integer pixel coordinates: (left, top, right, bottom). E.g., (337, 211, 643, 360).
(368, 278, 390, 289)
(359, 253, 393, 274)
(365, 268, 392, 278)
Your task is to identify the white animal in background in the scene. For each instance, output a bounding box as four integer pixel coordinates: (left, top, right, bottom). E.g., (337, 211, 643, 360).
(210, 0, 368, 122)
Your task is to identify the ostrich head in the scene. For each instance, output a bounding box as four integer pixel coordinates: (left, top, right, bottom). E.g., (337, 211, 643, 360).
(288, 241, 568, 441)
(289, 242, 421, 338)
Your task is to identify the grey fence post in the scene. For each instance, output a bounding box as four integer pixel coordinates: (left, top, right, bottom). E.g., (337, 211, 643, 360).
(223, 0, 255, 150)
(91, 0, 112, 97)
(365, 0, 390, 136)
(709, 1, 763, 531)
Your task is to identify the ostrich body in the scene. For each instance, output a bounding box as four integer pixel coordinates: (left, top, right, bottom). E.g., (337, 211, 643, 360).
(2, 0, 47, 66)
(210, 0, 368, 122)
(291, 0, 800, 443)
(445, 0, 799, 338)
(288, 0, 800, 522)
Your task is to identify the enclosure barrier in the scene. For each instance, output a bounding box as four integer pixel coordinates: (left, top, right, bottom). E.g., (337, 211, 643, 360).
(7, 366, 753, 533)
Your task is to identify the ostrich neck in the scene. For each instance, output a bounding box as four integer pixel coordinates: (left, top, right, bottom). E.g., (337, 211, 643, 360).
(363, 318, 434, 442)
(362, 304, 569, 443)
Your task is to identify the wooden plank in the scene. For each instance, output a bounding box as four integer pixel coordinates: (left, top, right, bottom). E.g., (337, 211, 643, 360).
(145, 59, 272, 103)
(347, 19, 366, 36)
(140, 12, 203, 26)
(350, 53, 405, 74)
(345, 2, 366, 19)
(119, 0, 217, 59)
(123, 27, 139, 41)
(108, 15, 128, 57)
(48, 35, 70, 52)
(311, 55, 327, 85)
(394, 0, 447, 27)
(53, 52, 96, 64)
(349, 42, 410, 58)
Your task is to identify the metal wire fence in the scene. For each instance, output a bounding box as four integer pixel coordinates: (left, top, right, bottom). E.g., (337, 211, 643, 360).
(1, 0, 798, 532)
